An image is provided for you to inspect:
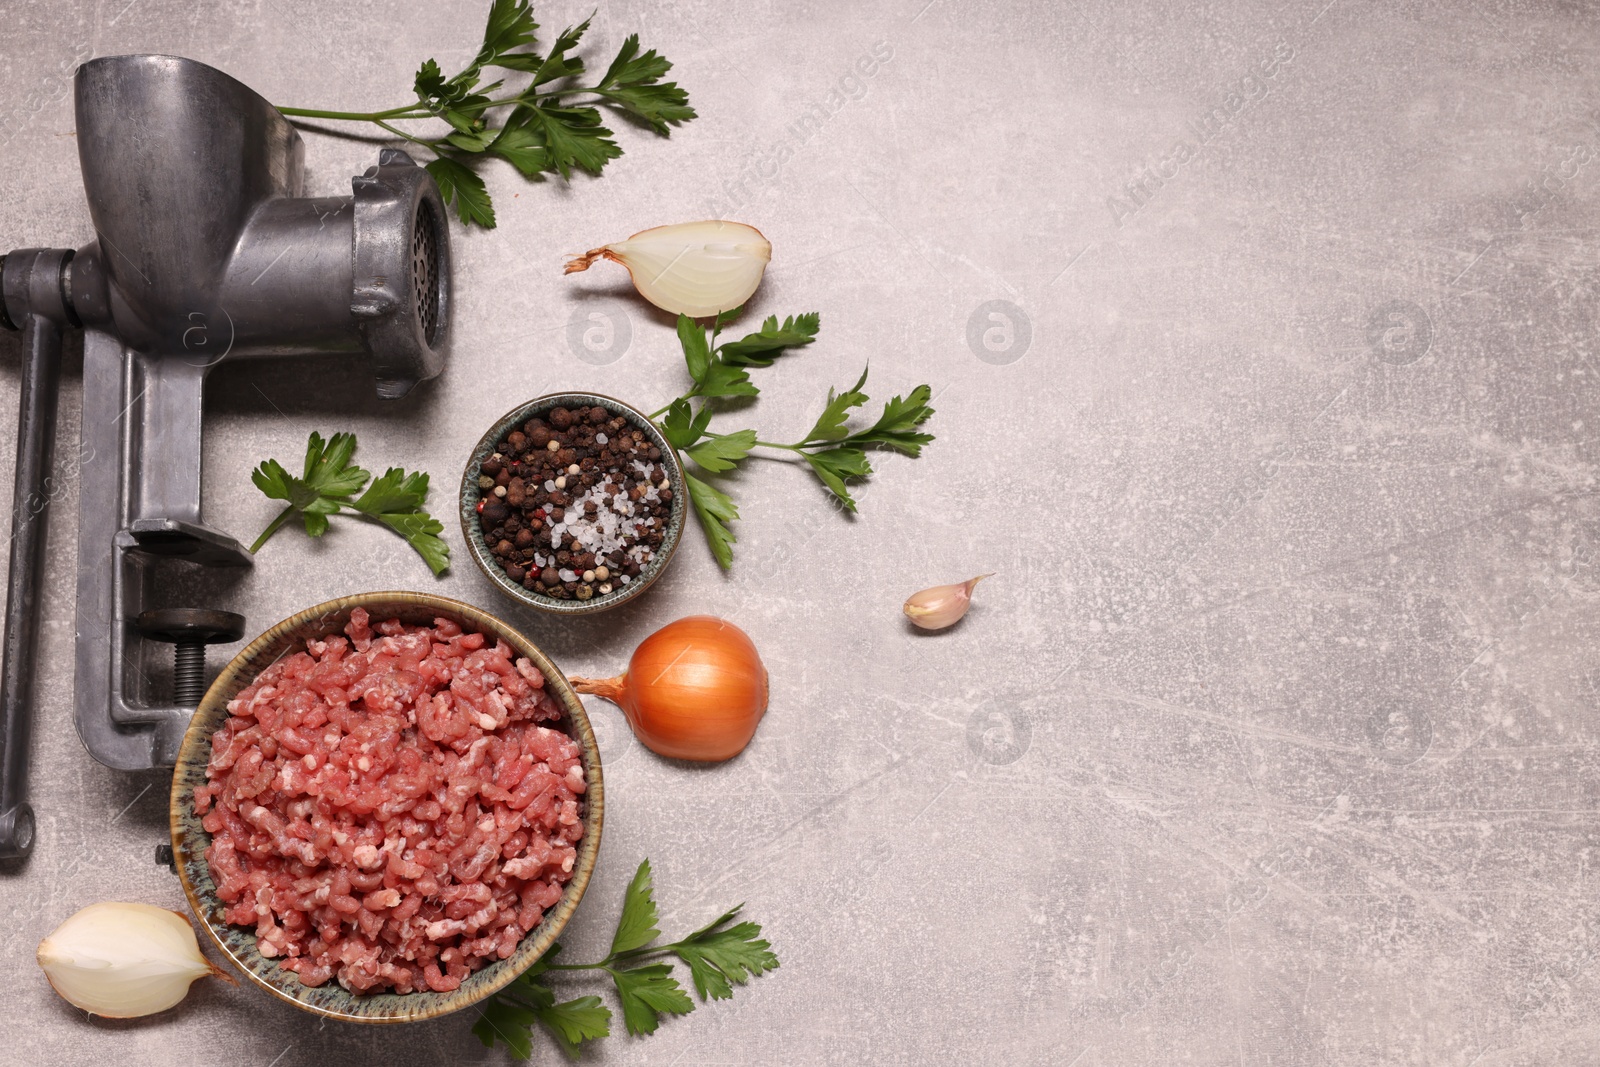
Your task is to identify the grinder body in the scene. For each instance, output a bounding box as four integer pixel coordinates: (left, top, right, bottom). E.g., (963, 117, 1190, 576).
(0, 54, 452, 858)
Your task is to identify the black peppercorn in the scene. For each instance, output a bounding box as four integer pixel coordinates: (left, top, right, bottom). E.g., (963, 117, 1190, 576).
(479, 401, 682, 604)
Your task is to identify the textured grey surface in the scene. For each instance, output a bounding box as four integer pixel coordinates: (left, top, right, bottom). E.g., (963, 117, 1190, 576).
(1, 0, 1598, 1063)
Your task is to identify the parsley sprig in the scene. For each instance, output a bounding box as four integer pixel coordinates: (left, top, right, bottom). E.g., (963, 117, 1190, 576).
(275, 0, 695, 228)
(647, 310, 936, 568)
(473, 859, 778, 1060)
(249, 431, 450, 575)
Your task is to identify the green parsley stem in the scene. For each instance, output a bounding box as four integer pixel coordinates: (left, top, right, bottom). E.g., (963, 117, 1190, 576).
(248, 504, 299, 554)
(538, 937, 702, 973)
(374, 120, 441, 151)
(544, 951, 668, 972)
(500, 992, 557, 1011)
(438, 87, 630, 114)
(275, 104, 430, 122)
(701, 430, 803, 453)
(278, 86, 627, 127)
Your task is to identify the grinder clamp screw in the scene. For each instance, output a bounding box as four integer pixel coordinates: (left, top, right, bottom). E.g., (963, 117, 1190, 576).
(134, 609, 246, 707)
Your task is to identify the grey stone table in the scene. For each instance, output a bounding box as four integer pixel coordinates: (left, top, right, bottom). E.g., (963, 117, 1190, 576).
(2, 0, 1597, 1064)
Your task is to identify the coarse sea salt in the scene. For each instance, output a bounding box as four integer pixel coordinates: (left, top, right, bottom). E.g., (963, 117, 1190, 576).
(551, 468, 664, 563)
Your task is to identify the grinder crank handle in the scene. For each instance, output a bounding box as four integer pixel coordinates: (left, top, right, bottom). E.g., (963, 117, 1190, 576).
(0, 249, 74, 860)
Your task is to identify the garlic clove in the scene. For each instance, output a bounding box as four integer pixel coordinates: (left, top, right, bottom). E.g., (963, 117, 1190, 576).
(564, 220, 772, 318)
(903, 574, 993, 630)
(37, 902, 225, 1017)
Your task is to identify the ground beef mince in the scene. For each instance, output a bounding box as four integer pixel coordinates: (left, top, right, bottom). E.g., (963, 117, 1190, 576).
(193, 608, 586, 994)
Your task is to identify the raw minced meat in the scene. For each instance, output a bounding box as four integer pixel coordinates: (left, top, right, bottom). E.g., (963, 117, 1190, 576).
(194, 608, 586, 994)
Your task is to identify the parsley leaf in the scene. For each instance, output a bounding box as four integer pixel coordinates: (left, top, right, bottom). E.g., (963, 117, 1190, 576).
(670, 910, 781, 1001)
(803, 368, 871, 444)
(301, 431, 367, 495)
(490, 15, 586, 82)
(475, 945, 612, 1061)
(686, 431, 757, 473)
(803, 447, 873, 512)
(678, 314, 712, 384)
(413, 58, 451, 107)
(611, 964, 695, 1036)
(683, 471, 740, 570)
(473, 997, 538, 1059)
(425, 156, 496, 227)
(519, 103, 621, 179)
(661, 399, 713, 450)
(532, 19, 590, 85)
(250, 459, 332, 534)
(847, 384, 937, 455)
(678, 316, 761, 398)
(718, 312, 821, 367)
(443, 127, 497, 152)
(699, 361, 758, 399)
(536, 995, 612, 1060)
(594, 34, 696, 134)
(610, 859, 662, 955)
(351, 468, 451, 576)
(249, 458, 295, 502)
(474, 948, 612, 1061)
(486, 131, 551, 177)
(248, 432, 448, 575)
(478, 0, 539, 63)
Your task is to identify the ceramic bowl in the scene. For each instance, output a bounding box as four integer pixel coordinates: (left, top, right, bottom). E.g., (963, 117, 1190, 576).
(169, 592, 604, 1023)
(460, 392, 686, 616)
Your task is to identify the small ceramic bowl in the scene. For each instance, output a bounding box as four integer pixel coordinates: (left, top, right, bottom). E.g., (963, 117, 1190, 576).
(460, 392, 686, 616)
(169, 592, 604, 1024)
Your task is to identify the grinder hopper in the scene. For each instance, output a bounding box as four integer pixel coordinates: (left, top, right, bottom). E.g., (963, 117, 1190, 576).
(0, 55, 452, 858)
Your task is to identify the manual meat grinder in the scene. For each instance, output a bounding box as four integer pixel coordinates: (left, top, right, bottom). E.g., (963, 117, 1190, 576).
(0, 55, 453, 859)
